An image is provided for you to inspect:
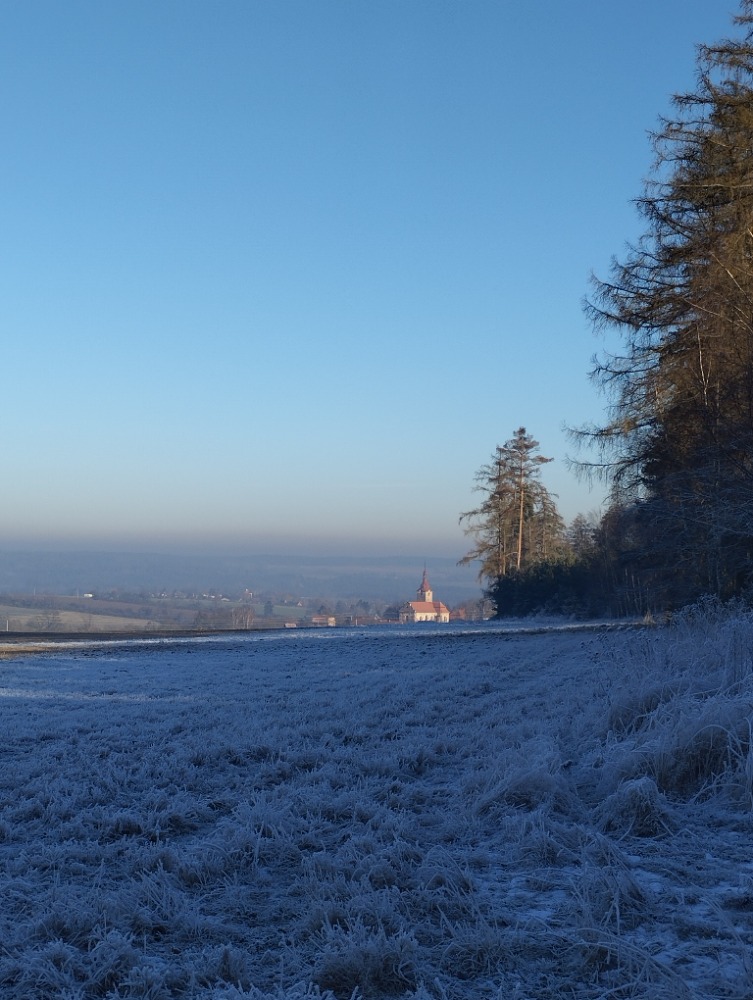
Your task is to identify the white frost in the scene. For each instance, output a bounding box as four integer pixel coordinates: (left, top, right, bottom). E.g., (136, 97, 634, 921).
(0, 610, 751, 998)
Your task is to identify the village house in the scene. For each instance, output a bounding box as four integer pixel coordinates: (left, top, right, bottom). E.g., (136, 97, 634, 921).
(398, 569, 450, 623)
(310, 615, 337, 627)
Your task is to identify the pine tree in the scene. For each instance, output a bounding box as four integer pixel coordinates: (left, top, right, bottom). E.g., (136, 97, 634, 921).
(459, 428, 562, 584)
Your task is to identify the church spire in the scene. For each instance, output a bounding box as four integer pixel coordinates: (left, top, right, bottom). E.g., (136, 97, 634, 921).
(417, 567, 433, 603)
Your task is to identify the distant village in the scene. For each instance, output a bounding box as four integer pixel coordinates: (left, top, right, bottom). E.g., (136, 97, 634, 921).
(0, 568, 491, 634)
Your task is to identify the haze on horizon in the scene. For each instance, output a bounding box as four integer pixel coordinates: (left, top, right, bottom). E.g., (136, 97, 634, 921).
(0, 2, 734, 559)
(0, 528, 466, 561)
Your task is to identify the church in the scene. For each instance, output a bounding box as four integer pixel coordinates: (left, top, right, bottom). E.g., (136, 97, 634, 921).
(398, 569, 450, 623)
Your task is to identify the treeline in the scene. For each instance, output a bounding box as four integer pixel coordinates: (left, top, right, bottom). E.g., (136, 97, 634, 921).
(459, 431, 638, 618)
(459, 430, 747, 618)
(582, 2, 753, 612)
(482, 506, 671, 619)
(467, 6, 753, 618)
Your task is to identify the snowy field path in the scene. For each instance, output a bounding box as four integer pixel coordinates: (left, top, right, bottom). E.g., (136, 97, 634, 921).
(0, 618, 751, 999)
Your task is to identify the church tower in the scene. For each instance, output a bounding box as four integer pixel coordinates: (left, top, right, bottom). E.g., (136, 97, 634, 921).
(399, 566, 449, 623)
(417, 568, 433, 603)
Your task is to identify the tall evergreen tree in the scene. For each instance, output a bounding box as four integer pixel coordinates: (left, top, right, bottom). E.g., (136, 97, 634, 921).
(459, 428, 563, 584)
(580, 2, 753, 604)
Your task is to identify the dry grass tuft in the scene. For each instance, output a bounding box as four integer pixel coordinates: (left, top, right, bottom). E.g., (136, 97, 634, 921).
(312, 923, 418, 999)
(595, 776, 675, 837)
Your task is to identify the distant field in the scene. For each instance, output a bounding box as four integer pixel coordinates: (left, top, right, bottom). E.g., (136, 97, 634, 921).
(0, 592, 223, 633)
(0, 604, 160, 633)
(0, 594, 359, 633)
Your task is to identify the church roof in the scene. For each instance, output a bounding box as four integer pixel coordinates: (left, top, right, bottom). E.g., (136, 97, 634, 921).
(407, 601, 449, 613)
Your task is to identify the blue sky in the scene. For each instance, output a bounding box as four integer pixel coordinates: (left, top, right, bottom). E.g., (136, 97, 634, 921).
(0, 1, 737, 558)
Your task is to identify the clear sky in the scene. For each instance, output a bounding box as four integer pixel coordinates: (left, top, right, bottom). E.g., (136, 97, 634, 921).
(0, 0, 738, 558)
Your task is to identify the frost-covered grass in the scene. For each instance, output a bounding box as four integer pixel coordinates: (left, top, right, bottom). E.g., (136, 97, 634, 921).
(0, 608, 752, 999)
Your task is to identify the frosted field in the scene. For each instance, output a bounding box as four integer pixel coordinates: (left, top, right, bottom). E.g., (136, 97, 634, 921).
(1, 607, 752, 999)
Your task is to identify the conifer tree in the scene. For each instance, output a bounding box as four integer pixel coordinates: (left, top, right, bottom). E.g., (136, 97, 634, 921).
(459, 428, 563, 584)
(580, 2, 753, 602)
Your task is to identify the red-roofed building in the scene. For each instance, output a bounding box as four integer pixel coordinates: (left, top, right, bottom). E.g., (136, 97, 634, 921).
(399, 569, 450, 623)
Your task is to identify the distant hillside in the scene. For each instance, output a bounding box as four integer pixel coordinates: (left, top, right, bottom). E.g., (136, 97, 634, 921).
(0, 551, 480, 606)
